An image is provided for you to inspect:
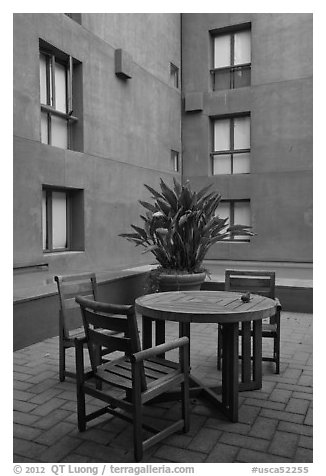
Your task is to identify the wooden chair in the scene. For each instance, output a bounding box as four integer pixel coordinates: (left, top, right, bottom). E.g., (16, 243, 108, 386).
(75, 295, 190, 462)
(217, 270, 282, 374)
(55, 273, 118, 382)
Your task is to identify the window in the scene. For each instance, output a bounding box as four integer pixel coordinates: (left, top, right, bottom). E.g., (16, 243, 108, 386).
(170, 63, 179, 88)
(39, 40, 81, 150)
(212, 115, 250, 175)
(211, 28, 251, 91)
(171, 150, 180, 172)
(64, 13, 81, 24)
(42, 187, 84, 252)
(217, 200, 251, 241)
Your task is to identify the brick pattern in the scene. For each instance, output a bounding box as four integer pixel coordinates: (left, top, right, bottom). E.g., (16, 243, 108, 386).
(13, 312, 313, 463)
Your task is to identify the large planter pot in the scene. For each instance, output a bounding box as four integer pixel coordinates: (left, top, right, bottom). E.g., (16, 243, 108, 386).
(157, 271, 206, 292)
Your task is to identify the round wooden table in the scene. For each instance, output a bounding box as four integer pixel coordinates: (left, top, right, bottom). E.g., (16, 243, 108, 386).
(135, 290, 277, 422)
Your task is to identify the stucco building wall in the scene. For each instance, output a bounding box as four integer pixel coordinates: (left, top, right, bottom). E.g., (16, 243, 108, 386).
(181, 13, 313, 263)
(13, 13, 181, 273)
(13, 13, 313, 276)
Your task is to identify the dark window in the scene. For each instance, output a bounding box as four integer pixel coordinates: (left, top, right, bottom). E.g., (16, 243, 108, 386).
(171, 150, 180, 172)
(211, 28, 251, 91)
(211, 114, 250, 175)
(64, 13, 82, 24)
(39, 40, 83, 151)
(217, 200, 251, 241)
(170, 63, 179, 88)
(42, 187, 84, 252)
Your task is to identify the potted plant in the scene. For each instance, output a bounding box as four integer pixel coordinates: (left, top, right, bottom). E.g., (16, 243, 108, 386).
(119, 178, 253, 291)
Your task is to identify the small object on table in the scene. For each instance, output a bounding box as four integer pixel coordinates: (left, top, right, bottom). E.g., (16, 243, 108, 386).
(241, 292, 251, 303)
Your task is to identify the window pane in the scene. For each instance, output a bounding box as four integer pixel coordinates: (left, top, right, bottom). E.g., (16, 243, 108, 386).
(52, 191, 67, 249)
(234, 201, 251, 240)
(39, 53, 47, 104)
(171, 151, 179, 172)
(234, 30, 251, 65)
(212, 154, 231, 175)
(214, 35, 231, 68)
(234, 116, 250, 150)
(233, 152, 250, 174)
(216, 202, 231, 224)
(233, 65, 251, 88)
(41, 112, 49, 144)
(214, 119, 230, 151)
(42, 190, 47, 250)
(213, 69, 230, 91)
(51, 116, 68, 149)
(55, 61, 67, 113)
(170, 64, 179, 88)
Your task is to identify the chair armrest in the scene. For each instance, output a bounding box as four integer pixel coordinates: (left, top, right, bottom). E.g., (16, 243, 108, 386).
(275, 297, 282, 311)
(130, 337, 189, 363)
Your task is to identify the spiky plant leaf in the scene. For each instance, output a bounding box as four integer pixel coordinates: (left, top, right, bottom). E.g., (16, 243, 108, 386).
(119, 178, 255, 272)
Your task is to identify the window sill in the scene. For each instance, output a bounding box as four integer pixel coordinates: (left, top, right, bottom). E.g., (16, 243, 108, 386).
(43, 250, 85, 256)
(211, 173, 251, 176)
(219, 240, 251, 244)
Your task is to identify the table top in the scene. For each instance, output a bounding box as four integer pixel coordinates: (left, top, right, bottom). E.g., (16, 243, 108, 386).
(135, 290, 277, 324)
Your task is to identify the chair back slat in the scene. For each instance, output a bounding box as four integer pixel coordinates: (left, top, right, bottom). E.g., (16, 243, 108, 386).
(225, 270, 275, 299)
(60, 282, 96, 299)
(76, 295, 147, 391)
(64, 294, 94, 311)
(87, 329, 131, 353)
(82, 308, 129, 334)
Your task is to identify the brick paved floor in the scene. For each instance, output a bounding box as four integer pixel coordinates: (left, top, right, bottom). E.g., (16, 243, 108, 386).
(13, 312, 313, 463)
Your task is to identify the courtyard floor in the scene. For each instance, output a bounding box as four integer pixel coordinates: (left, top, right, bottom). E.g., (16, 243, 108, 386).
(13, 311, 312, 464)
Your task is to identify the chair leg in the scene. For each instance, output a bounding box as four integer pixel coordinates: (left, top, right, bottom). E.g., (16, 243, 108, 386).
(75, 339, 86, 432)
(59, 336, 65, 382)
(181, 344, 190, 433)
(274, 334, 280, 374)
(217, 325, 222, 370)
(132, 363, 143, 462)
(93, 345, 103, 390)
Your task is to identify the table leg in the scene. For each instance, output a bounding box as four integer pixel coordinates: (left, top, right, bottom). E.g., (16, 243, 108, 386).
(154, 320, 166, 358)
(179, 322, 190, 365)
(142, 316, 166, 357)
(142, 315, 153, 349)
(238, 319, 263, 392)
(253, 320, 262, 388)
(221, 322, 239, 422)
(241, 321, 252, 383)
(148, 319, 242, 422)
(155, 320, 165, 345)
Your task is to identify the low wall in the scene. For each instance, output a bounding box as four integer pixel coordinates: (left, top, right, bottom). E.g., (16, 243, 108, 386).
(201, 280, 313, 313)
(13, 269, 312, 351)
(13, 271, 149, 351)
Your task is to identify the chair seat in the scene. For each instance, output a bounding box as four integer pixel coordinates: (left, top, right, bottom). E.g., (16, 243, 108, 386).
(96, 355, 180, 390)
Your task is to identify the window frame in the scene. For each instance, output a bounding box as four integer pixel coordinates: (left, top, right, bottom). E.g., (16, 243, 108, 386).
(171, 149, 180, 172)
(211, 113, 251, 175)
(210, 26, 251, 91)
(64, 13, 82, 24)
(170, 63, 179, 89)
(42, 187, 71, 252)
(218, 199, 251, 242)
(39, 41, 78, 149)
